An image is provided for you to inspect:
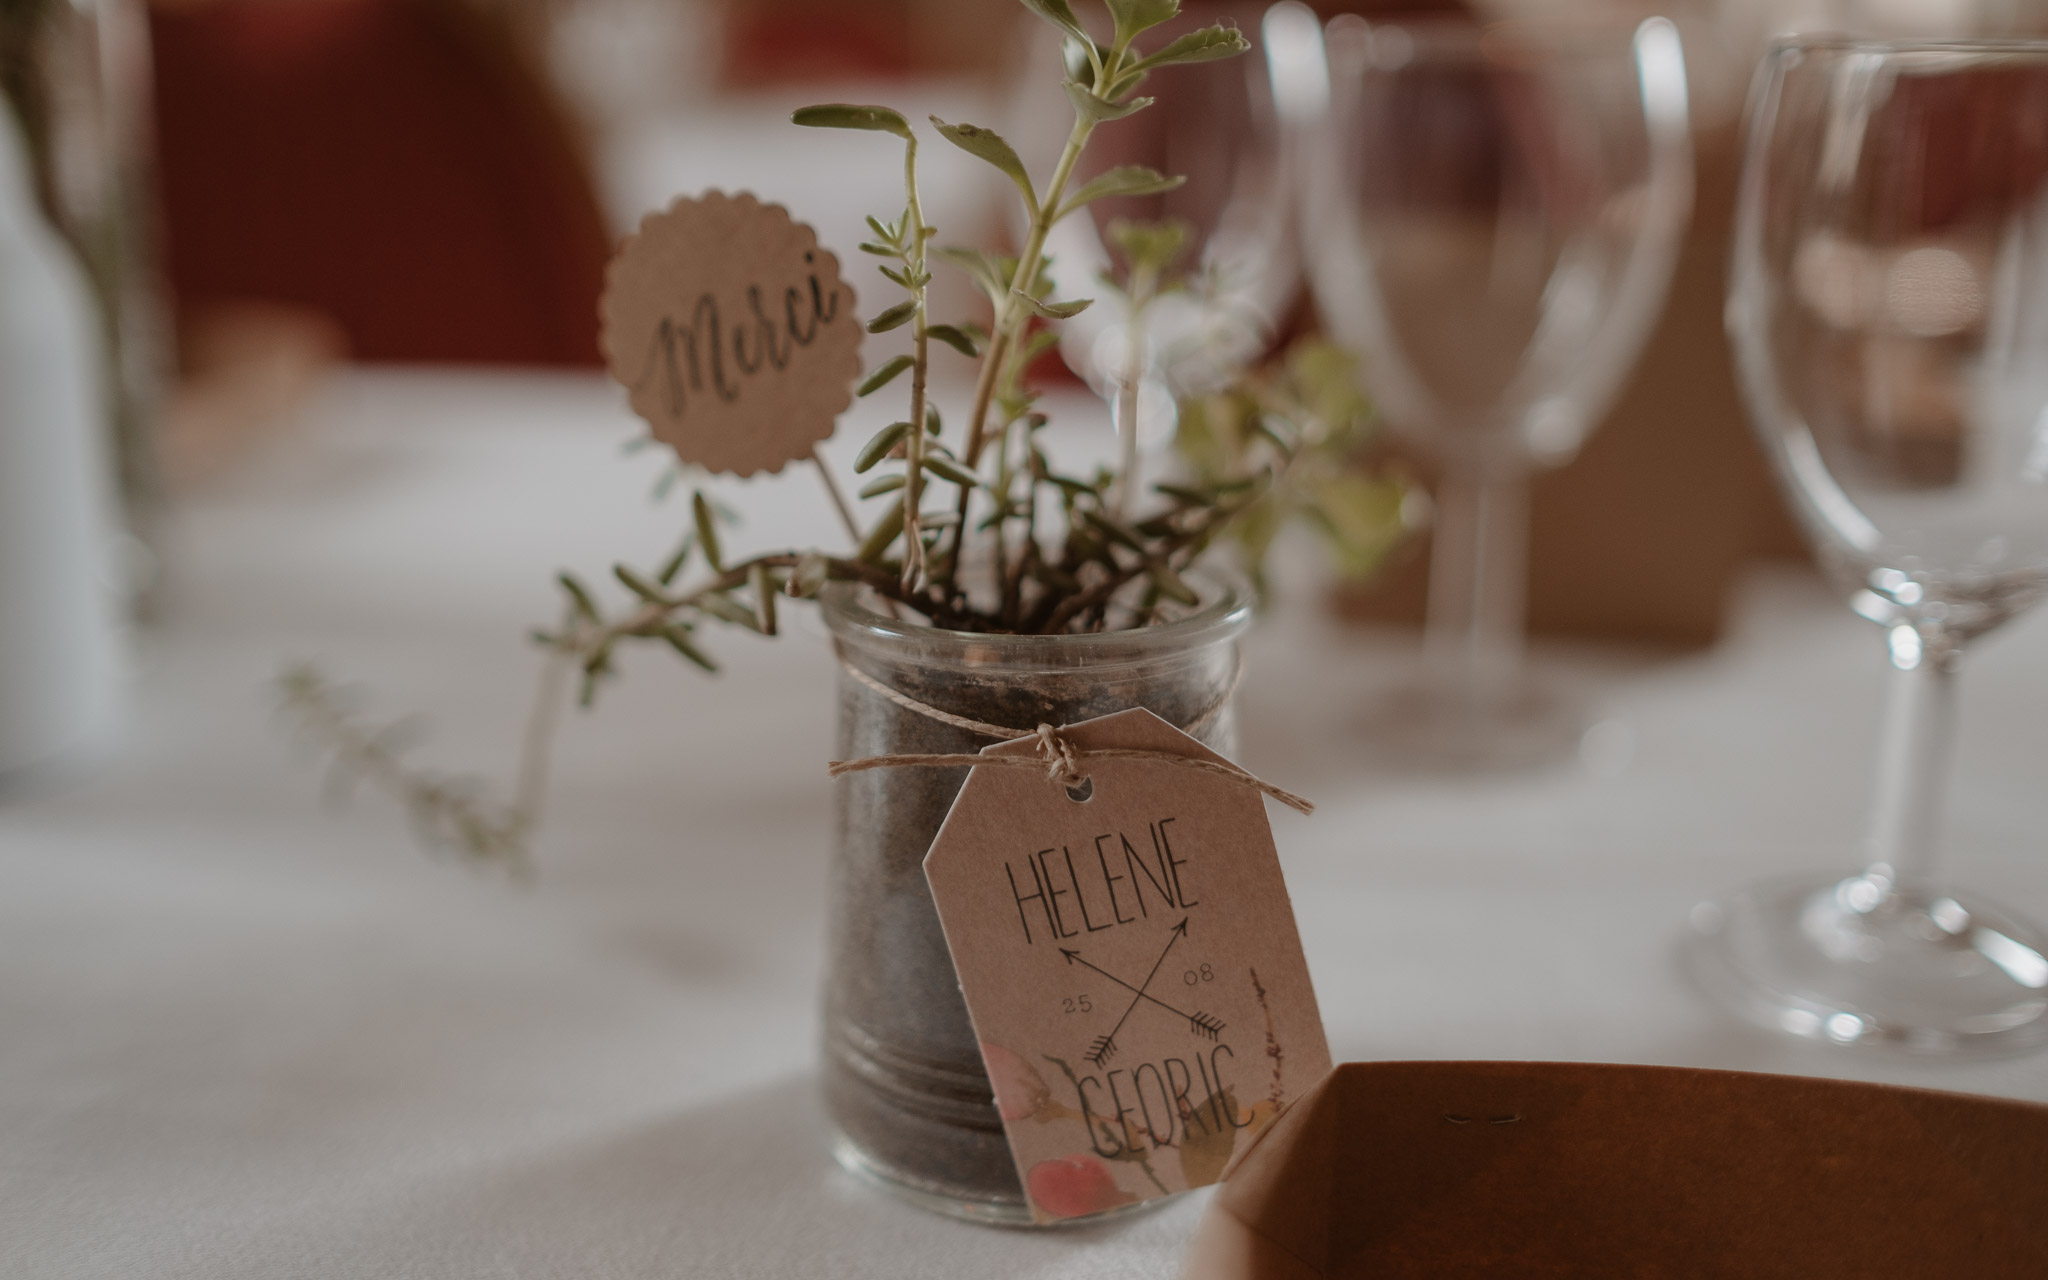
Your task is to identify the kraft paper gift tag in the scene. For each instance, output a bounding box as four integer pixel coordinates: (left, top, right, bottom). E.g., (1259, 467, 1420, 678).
(599, 190, 863, 476)
(924, 709, 1333, 1224)
(1182, 1060, 2048, 1279)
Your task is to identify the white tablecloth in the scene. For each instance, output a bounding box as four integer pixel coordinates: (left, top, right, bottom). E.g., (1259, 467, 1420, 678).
(4, 369, 2045, 1279)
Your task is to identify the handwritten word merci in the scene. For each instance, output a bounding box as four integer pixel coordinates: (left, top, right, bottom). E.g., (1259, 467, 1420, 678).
(1005, 817, 1196, 945)
(631, 251, 842, 422)
(601, 191, 859, 476)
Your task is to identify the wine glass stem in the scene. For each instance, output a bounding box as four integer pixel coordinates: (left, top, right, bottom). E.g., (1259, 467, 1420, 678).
(1863, 629, 1961, 888)
(1424, 462, 1529, 712)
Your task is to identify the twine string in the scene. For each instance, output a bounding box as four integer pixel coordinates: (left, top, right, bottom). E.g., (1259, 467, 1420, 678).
(826, 652, 1313, 816)
(834, 654, 1241, 743)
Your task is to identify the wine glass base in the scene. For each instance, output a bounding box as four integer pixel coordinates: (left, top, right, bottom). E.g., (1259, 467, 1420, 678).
(1687, 872, 2048, 1056)
(1355, 677, 1583, 772)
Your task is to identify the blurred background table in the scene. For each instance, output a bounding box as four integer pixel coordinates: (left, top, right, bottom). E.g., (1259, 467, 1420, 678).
(3, 368, 2045, 1279)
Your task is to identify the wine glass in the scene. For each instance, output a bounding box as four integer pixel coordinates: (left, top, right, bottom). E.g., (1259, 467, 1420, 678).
(1301, 15, 1693, 762)
(1689, 36, 2048, 1054)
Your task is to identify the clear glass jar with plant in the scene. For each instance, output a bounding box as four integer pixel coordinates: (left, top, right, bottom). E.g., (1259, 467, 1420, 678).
(286, 0, 1405, 1225)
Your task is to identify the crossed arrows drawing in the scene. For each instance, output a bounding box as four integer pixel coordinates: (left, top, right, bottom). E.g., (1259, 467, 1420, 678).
(1064, 918, 1226, 1068)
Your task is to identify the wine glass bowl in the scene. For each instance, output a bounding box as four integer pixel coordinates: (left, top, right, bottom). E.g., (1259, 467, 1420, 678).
(1302, 15, 1693, 759)
(1692, 36, 2048, 1054)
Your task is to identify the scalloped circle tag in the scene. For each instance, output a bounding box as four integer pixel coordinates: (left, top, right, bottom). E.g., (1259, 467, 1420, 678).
(599, 191, 861, 476)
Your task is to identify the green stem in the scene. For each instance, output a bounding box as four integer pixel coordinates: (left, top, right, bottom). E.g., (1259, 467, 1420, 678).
(940, 68, 1117, 601)
(965, 109, 1097, 469)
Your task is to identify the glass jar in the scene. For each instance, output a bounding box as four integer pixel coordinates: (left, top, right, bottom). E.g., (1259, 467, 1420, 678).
(818, 576, 1253, 1225)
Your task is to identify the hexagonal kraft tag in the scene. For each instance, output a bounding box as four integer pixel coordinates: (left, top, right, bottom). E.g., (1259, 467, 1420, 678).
(923, 708, 1331, 1224)
(599, 191, 861, 476)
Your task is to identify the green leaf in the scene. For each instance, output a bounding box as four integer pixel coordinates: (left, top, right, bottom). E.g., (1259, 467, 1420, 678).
(691, 491, 723, 572)
(865, 214, 897, 242)
(1287, 338, 1373, 433)
(1250, 414, 1295, 453)
(858, 241, 896, 257)
(1148, 562, 1199, 605)
(1103, 0, 1180, 45)
(1059, 165, 1185, 217)
(1020, 326, 1063, 362)
(925, 405, 942, 436)
(697, 591, 762, 632)
(613, 564, 671, 605)
(556, 572, 600, 623)
(859, 474, 906, 498)
(749, 562, 779, 635)
(926, 323, 980, 357)
(922, 455, 983, 488)
(1107, 216, 1192, 273)
(1065, 80, 1154, 123)
(867, 300, 917, 333)
(857, 503, 906, 564)
(655, 534, 695, 585)
(1063, 33, 1113, 83)
(787, 552, 831, 598)
(1019, 0, 1090, 45)
(930, 117, 1037, 212)
(857, 356, 916, 398)
(1131, 22, 1249, 73)
(1080, 507, 1146, 550)
(936, 247, 1011, 303)
(854, 421, 914, 473)
(582, 641, 614, 680)
(1012, 290, 1095, 321)
(662, 626, 719, 673)
(1305, 473, 1409, 578)
(791, 103, 913, 140)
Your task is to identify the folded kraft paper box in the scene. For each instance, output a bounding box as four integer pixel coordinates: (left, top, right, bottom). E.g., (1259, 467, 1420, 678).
(1181, 1061, 2048, 1279)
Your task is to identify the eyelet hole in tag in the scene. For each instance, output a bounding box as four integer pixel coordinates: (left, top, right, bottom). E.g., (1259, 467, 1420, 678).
(922, 707, 1331, 1224)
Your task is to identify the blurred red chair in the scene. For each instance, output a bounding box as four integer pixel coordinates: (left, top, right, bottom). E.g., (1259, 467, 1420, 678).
(151, 0, 611, 366)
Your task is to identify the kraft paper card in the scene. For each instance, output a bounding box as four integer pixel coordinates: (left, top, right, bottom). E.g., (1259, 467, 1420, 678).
(599, 190, 862, 476)
(1182, 1060, 2048, 1279)
(924, 709, 1332, 1224)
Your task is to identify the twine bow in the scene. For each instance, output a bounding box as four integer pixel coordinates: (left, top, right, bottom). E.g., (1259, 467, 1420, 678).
(1031, 723, 1087, 788)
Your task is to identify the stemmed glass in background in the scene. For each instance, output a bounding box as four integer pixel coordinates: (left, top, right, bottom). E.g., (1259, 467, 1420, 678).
(1691, 36, 2048, 1053)
(1301, 16, 1693, 762)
